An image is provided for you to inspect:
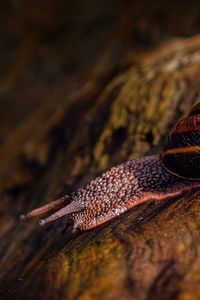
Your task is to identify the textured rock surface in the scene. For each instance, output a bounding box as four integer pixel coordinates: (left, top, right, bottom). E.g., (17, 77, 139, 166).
(1, 2, 200, 300)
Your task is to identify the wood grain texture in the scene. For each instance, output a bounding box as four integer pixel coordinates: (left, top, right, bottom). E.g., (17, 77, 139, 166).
(1, 2, 200, 300)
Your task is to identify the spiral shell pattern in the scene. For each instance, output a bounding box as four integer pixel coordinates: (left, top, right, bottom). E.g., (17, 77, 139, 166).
(160, 103, 200, 179)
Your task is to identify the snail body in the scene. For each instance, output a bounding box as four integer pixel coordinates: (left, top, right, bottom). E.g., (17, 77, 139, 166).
(20, 103, 200, 231)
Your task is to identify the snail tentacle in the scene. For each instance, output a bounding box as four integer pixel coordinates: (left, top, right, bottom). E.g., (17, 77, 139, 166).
(20, 103, 200, 231)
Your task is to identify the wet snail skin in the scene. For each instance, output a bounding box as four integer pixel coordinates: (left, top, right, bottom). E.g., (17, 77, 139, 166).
(20, 103, 200, 232)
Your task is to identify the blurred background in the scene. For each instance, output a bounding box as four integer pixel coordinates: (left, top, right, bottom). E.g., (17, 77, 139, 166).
(1, 1, 200, 299)
(2, 0, 200, 142)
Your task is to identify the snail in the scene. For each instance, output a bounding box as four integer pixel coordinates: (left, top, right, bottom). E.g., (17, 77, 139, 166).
(20, 103, 200, 232)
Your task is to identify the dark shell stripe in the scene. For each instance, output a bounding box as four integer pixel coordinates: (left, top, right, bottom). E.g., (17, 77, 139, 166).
(165, 131, 200, 149)
(161, 152, 200, 179)
(161, 103, 200, 179)
(20, 102, 200, 231)
(188, 103, 200, 116)
(171, 115, 200, 133)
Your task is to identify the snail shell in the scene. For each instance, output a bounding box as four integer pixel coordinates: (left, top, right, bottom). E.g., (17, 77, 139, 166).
(20, 103, 200, 231)
(161, 103, 200, 180)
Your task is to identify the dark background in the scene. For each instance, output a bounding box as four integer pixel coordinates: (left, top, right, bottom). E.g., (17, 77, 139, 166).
(1, 0, 200, 144)
(1, 1, 200, 299)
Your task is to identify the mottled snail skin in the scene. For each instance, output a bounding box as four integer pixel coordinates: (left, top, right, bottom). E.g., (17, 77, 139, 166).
(20, 103, 200, 232)
(69, 155, 200, 230)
